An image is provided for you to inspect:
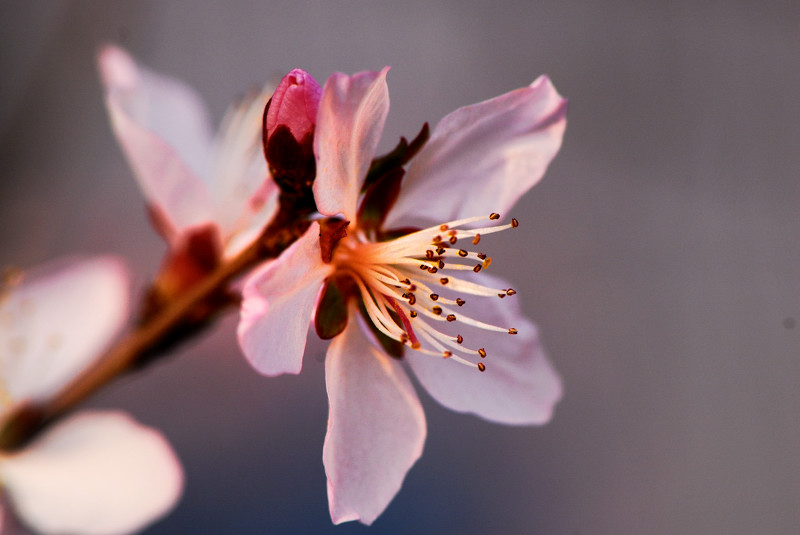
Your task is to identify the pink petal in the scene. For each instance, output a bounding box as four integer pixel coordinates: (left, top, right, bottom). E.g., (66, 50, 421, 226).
(407, 273, 562, 425)
(313, 68, 390, 222)
(323, 315, 426, 525)
(385, 75, 567, 227)
(98, 44, 215, 236)
(0, 411, 183, 535)
(0, 257, 128, 413)
(237, 222, 333, 376)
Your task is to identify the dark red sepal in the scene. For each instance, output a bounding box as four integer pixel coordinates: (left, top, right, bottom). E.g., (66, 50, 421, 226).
(363, 122, 429, 192)
(356, 167, 404, 234)
(318, 218, 350, 263)
(314, 276, 350, 340)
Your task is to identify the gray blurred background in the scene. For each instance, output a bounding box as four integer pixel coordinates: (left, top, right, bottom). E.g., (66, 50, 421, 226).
(2, 1, 799, 534)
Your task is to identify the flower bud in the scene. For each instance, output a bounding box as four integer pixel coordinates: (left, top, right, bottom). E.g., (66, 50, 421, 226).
(263, 69, 321, 200)
(265, 69, 321, 143)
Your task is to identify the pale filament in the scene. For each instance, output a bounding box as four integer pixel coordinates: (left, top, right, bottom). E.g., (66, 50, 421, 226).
(334, 214, 520, 372)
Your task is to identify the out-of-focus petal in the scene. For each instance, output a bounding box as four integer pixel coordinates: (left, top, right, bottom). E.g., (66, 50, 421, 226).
(98, 44, 215, 236)
(237, 222, 333, 376)
(323, 315, 426, 525)
(0, 411, 183, 535)
(406, 272, 562, 425)
(0, 257, 128, 415)
(385, 75, 567, 227)
(208, 88, 278, 254)
(313, 68, 390, 222)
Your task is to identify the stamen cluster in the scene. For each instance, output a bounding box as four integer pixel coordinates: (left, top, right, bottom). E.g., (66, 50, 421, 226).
(333, 213, 521, 373)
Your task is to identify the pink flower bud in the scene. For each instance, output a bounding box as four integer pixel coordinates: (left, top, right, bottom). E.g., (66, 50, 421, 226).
(263, 69, 322, 200)
(265, 69, 321, 143)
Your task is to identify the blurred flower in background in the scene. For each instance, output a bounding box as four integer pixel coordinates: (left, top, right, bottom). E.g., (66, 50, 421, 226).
(0, 257, 183, 534)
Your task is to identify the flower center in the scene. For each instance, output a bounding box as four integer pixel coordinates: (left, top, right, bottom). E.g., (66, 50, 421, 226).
(333, 213, 520, 373)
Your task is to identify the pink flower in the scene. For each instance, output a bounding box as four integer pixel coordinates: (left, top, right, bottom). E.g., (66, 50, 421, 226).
(238, 68, 567, 524)
(0, 258, 183, 534)
(98, 45, 278, 258)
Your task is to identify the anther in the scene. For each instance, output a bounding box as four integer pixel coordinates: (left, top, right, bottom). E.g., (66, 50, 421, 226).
(433, 235, 442, 243)
(456, 298, 465, 306)
(425, 250, 434, 259)
(410, 311, 418, 318)
(440, 224, 449, 231)
(432, 306, 443, 315)
(439, 277, 449, 285)
(498, 293, 506, 298)
(458, 249, 468, 257)
(506, 288, 516, 296)
(489, 213, 500, 220)
(472, 234, 481, 245)
(456, 335, 463, 344)
(408, 284, 417, 291)
(482, 257, 492, 269)
(436, 247, 446, 255)
(478, 348, 487, 358)
(448, 236, 457, 245)
(419, 264, 428, 270)
(508, 328, 518, 335)
(428, 266, 438, 274)
(511, 218, 519, 228)
(477, 362, 486, 372)
(402, 278, 411, 285)
(430, 293, 439, 301)
(438, 259, 445, 269)
(473, 264, 482, 273)
(446, 314, 457, 322)
(443, 351, 452, 358)
(407, 294, 416, 305)
(477, 253, 487, 260)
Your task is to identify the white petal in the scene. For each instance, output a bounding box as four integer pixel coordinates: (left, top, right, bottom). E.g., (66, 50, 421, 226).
(0, 411, 183, 535)
(237, 222, 333, 376)
(208, 88, 279, 253)
(0, 257, 128, 416)
(385, 75, 567, 227)
(313, 68, 390, 222)
(407, 273, 562, 425)
(98, 44, 215, 235)
(323, 315, 426, 525)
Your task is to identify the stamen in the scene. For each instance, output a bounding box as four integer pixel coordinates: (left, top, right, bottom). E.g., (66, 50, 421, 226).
(477, 362, 486, 372)
(331, 211, 523, 373)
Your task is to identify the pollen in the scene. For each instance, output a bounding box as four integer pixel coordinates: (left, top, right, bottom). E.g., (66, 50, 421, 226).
(330, 212, 522, 374)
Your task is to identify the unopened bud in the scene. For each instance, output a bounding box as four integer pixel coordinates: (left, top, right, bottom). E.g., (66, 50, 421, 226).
(263, 69, 321, 199)
(265, 69, 321, 143)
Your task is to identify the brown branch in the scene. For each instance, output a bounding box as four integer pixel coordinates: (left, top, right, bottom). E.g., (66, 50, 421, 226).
(0, 202, 310, 450)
